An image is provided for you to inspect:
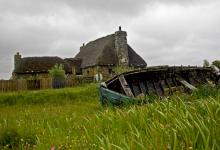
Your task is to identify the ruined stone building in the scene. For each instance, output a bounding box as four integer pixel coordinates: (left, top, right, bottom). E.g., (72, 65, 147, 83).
(12, 27, 147, 79)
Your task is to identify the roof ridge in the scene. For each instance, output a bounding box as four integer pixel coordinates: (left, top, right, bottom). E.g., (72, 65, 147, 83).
(84, 33, 115, 47)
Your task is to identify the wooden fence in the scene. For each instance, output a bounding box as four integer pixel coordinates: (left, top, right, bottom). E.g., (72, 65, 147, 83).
(0, 76, 95, 93)
(0, 79, 27, 92)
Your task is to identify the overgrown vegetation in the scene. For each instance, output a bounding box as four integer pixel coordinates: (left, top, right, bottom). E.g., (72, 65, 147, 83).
(203, 59, 220, 69)
(113, 66, 136, 74)
(48, 64, 66, 78)
(203, 59, 210, 67)
(212, 60, 220, 69)
(0, 84, 219, 149)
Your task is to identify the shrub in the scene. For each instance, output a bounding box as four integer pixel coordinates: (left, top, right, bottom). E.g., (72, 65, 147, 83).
(203, 59, 210, 67)
(49, 64, 66, 88)
(212, 60, 220, 69)
(48, 64, 66, 78)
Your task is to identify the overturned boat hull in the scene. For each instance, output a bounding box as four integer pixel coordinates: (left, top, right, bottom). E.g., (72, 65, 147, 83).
(99, 66, 219, 105)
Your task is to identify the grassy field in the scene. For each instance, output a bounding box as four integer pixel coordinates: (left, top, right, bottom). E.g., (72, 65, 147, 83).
(0, 84, 219, 150)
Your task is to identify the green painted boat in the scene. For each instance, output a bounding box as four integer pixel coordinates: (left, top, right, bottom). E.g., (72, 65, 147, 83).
(99, 66, 220, 106)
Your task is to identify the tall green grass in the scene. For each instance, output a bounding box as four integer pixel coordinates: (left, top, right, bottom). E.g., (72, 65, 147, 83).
(0, 85, 219, 149)
(0, 83, 98, 106)
(84, 97, 220, 149)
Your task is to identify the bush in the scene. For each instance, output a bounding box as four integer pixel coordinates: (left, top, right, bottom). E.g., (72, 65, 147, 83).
(203, 59, 210, 67)
(48, 64, 66, 78)
(49, 64, 66, 88)
(212, 60, 220, 69)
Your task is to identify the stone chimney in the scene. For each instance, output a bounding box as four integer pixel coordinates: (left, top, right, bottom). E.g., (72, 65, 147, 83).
(80, 43, 85, 51)
(14, 52, 22, 69)
(115, 26, 129, 66)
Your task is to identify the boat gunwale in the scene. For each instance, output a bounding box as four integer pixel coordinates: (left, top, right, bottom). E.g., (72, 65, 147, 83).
(105, 66, 213, 85)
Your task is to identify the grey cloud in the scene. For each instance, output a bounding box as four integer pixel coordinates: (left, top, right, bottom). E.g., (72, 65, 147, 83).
(0, 0, 147, 17)
(0, 0, 220, 79)
(128, 0, 220, 65)
(0, 0, 210, 16)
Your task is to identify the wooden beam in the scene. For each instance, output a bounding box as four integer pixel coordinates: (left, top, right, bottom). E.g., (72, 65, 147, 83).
(152, 81, 160, 96)
(165, 79, 173, 94)
(118, 75, 134, 97)
(158, 81, 165, 95)
(177, 78, 197, 91)
(139, 81, 147, 94)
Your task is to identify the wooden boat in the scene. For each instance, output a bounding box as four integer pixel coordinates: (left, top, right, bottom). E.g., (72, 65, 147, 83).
(99, 66, 220, 105)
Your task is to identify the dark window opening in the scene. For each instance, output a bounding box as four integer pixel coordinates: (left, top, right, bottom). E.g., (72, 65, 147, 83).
(108, 68, 112, 74)
(76, 69, 83, 75)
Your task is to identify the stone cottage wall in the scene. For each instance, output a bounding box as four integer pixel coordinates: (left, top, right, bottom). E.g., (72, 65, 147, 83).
(82, 66, 114, 80)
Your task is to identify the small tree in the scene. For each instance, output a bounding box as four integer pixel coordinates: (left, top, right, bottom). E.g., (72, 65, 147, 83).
(212, 60, 220, 69)
(203, 59, 210, 67)
(49, 64, 65, 78)
(49, 64, 66, 88)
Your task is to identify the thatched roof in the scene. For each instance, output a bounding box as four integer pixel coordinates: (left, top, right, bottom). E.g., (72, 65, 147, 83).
(75, 34, 117, 68)
(127, 45, 146, 67)
(74, 34, 147, 68)
(14, 57, 72, 74)
(64, 58, 82, 74)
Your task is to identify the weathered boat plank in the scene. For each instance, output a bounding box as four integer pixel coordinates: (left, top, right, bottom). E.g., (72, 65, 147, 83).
(178, 78, 197, 91)
(146, 81, 156, 94)
(118, 75, 134, 97)
(131, 83, 140, 97)
(139, 81, 147, 95)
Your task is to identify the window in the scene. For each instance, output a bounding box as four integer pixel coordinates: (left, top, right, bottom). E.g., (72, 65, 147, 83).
(108, 68, 112, 74)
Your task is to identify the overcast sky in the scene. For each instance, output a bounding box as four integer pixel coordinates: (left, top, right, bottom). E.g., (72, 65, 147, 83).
(0, 0, 220, 79)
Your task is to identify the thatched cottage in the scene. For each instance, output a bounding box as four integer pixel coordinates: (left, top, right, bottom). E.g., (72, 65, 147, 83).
(13, 54, 72, 79)
(12, 27, 147, 79)
(68, 27, 147, 77)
